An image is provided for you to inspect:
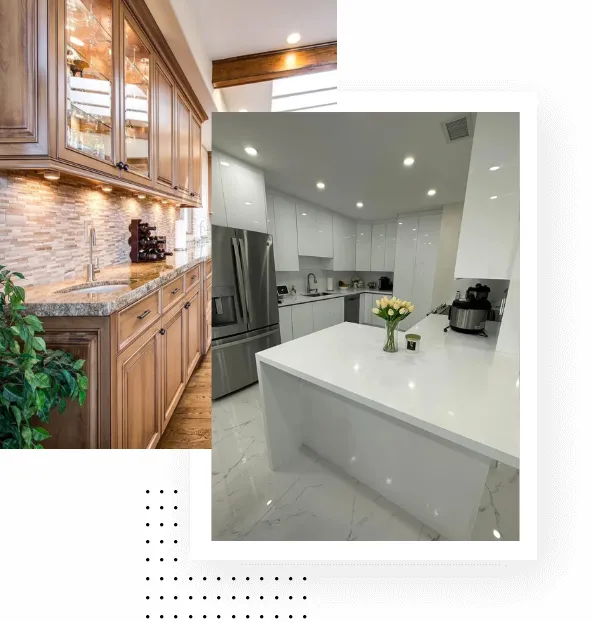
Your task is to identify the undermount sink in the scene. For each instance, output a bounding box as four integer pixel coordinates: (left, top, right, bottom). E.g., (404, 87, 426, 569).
(302, 292, 332, 297)
(55, 280, 133, 295)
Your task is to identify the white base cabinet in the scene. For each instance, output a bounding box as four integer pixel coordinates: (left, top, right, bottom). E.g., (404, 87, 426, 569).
(278, 306, 294, 343)
(312, 297, 344, 332)
(291, 303, 314, 339)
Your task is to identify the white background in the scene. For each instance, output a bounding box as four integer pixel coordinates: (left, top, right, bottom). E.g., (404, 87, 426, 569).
(1, 0, 590, 618)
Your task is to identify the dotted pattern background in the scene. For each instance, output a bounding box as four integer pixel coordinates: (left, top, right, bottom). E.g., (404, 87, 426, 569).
(144, 489, 309, 619)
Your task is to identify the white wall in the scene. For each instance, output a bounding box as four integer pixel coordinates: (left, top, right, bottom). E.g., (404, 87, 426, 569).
(431, 203, 463, 306)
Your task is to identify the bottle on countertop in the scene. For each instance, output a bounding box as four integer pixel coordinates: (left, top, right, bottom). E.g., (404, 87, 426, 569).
(290, 285, 297, 298)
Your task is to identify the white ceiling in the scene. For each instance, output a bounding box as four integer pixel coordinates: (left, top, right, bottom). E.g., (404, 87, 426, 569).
(192, 0, 337, 60)
(212, 112, 474, 220)
(221, 82, 273, 113)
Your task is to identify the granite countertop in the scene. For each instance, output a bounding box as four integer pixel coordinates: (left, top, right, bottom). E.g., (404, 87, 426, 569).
(279, 288, 394, 307)
(24, 241, 211, 317)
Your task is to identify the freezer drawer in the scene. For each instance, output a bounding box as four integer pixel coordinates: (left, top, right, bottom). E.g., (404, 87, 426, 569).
(212, 325, 281, 399)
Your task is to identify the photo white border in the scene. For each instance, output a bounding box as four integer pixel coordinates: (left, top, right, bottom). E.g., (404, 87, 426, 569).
(194, 90, 535, 562)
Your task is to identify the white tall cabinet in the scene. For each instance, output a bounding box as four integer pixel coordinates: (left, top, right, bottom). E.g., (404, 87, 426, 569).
(211, 151, 268, 233)
(384, 221, 398, 272)
(370, 223, 387, 271)
(267, 191, 299, 271)
(455, 112, 519, 279)
(332, 213, 356, 270)
(355, 223, 372, 270)
(296, 202, 333, 258)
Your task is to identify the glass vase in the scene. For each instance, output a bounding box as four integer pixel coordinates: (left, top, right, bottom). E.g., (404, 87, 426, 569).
(383, 320, 400, 353)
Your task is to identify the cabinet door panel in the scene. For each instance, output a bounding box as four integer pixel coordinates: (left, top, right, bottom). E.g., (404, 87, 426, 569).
(155, 63, 174, 191)
(266, 192, 278, 267)
(355, 223, 371, 270)
(291, 303, 313, 339)
(273, 194, 299, 271)
(176, 91, 191, 194)
(317, 209, 333, 258)
(117, 327, 161, 449)
(220, 157, 267, 232)
(190, 112, 201, 200)
(392, 216, 418, 303)
(384, 221, 398, 272)
(312, 299, 332, 332)
(333, 214, 356, 271)
(278, 306, 293, 342)
(371, 223, 387, 271)
(163, 306, 185, 429)
(211, 154, 228, 226)
(185, 289, 202, 377)
(296, 202, 316, 256)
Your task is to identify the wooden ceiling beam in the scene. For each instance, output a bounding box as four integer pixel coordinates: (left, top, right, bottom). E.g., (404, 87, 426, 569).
(212, 42, 337, 89)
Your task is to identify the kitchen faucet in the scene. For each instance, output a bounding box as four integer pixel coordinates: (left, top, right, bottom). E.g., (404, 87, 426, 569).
(307, 272, 317, 293)
(87, 226, 100, 282)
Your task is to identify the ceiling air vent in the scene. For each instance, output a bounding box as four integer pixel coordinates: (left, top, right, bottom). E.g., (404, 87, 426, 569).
(441, 115, 473, 143)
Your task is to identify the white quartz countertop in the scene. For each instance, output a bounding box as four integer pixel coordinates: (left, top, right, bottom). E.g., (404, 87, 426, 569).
(279, 288, 393, 307)
(256, 314, 520, 467)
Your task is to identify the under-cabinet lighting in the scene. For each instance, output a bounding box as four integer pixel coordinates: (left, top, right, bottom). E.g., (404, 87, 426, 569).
(102, 185, 113, 193)
(137, 194, 146, 199)
(43, 170, 60, 181)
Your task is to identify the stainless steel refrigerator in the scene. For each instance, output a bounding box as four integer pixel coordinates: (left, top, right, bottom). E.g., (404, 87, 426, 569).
(211, 225, 280, 399)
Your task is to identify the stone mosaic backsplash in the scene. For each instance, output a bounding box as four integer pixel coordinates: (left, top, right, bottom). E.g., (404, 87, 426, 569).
(0, 170, 193, 287)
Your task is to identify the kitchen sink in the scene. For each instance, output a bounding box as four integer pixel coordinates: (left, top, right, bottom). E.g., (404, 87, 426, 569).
(302, 292, 332, 297)
(55, 280, 133, 294)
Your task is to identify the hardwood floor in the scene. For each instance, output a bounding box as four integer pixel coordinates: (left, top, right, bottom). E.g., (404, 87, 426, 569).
(157, 349, 212, 449)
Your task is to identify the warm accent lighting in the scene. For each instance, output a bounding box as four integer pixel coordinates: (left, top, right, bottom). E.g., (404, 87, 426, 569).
(356, 202, 364, 208)
(220, 161, 230, 167)
(137, 194, 146, 199)
(244, 146, 258, 156)
(427, 189, 436, 196)
(285, 53, 296, 68)
(102, 185, 113, 193)
(286, 32, 301, 45)
(43, 170, 60, 181)
(316, 181, 325, 190)
(403, 156, 415, 167)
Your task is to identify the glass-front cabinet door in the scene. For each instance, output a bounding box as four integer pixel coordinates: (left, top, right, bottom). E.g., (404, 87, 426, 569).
(121, 14, 152, 183)
(60, 0, 117, 173)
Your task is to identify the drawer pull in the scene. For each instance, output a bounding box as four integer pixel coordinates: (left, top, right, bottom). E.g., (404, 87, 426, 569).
(137, 310, 151, 320)
(184, 302, 191, 309)
(171, 288, 180, 295)
(159, 328, 166, 335)
(191, 274, 198, 280)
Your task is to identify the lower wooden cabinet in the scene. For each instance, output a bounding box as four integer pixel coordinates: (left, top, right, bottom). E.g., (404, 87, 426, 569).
(162, 302, 186, 431)
(184, 288, 202, 378)
(116, 324, 162, 449)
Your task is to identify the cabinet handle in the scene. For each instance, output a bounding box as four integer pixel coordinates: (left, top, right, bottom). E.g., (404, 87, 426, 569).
(123, 163, 130, 171)
(174, 185, 179, 190)
(159, 328, 166, 335)
(116, 161, 125, 170)
(137, 310, 151, 320)
(171, 288, 180, 295)
(191, 274, 197, 280)
(184, 302, 191, 309)
(190, 192, 195, 197)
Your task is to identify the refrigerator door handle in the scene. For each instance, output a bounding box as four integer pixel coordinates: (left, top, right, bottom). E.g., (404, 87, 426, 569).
(231, 237, 248, 323)
(238, 237, 252, 323)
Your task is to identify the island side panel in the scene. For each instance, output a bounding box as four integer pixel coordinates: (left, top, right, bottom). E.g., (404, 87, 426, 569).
(256, 360, 304, 471)
(301, 382, 491, 540)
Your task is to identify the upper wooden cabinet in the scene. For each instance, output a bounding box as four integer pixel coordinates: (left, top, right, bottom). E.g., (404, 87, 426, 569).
(0, 0, 207, 205)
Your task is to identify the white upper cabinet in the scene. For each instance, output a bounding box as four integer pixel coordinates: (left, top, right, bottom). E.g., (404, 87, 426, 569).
(355, 223, 372, 270)
(392, 215, 419, 303)
(211, 153, 228, 227)
(455, 112, 519, 280)
(370, 223, 387, 271)
(213, 151, 268, 233)
(296, 202, 333, 258)
(384, 221, 398, 272)
(268, 192, 300, 271)
(332, 213, 356, 270)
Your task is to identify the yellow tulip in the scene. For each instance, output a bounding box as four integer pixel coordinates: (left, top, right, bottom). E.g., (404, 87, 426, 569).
(371, 307, 380, 315)
(400, 307, 408, 314)
(408, 304, 415, 312)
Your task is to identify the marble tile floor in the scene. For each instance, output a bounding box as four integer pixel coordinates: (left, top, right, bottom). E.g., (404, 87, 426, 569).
(212, 383, 519, 541)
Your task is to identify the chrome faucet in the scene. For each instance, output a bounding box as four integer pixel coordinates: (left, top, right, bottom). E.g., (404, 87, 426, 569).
(87, 226, 100, 282)
(307, 272, 317, 293)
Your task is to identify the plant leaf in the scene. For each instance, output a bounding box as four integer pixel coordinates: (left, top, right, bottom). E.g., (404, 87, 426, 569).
(31, 427, 51, 442)
(32, 336, 46, 352)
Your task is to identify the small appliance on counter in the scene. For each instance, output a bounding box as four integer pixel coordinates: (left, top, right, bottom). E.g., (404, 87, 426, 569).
(326, 277, 334, 291)
(277, 284, 289, 304)
(444, 283, 494, 336)
(367, 281, 377, 290)
(128, 219, 173, 263)
(379, 276, 393, 291)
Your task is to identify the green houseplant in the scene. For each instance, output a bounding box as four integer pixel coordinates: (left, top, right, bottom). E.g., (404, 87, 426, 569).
(0, 265, 88, 448)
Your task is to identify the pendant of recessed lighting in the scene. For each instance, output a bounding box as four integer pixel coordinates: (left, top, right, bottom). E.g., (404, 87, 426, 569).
(316, 181, 325, 190)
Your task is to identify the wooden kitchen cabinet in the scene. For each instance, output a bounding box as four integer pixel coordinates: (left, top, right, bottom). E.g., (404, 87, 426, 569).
(162, 302, 185, 430)
(184, 287, 202, 378)
(116, 322, 161, 449)
(0, 0, 207, 206)
(203, 259, 212, 352)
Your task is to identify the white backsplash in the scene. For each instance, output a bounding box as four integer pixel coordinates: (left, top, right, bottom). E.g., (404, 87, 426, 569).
(276, 269, 394, 294)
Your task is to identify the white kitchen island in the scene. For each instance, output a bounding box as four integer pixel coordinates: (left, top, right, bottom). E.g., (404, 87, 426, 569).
(255, 314, 519, 540)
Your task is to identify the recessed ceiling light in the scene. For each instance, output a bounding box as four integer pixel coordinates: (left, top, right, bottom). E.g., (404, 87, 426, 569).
(238, 109, 248, 112)
(245, 201, 252, 205)
(490, 195, 498, 200)
(489, 165, 500, 171)
(102, 185, 112, 193)
(301, 213, 307, 216)
(398, 222, 403, 225)
(427, 189, 436, 196)
(43, 170, 60, 181)
(286, 32, 301, 45)
(356, 202, 364, 208)
(316, 181, 325, 190)
(403, 156, 415, 167)
(220, 161, 230, 167)
(493, 529, 501, 539)
(244, 146, 258, 156)
(69, 36, 84, 47)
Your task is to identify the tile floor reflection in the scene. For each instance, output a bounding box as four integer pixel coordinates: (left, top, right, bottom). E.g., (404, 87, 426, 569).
(212, 383, 519, 541)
